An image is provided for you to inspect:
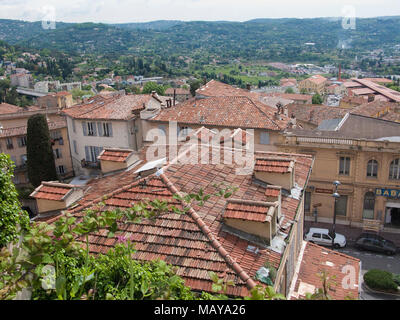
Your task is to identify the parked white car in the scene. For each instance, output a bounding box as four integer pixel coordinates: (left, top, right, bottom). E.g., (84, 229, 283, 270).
(305, 228, 346, 248)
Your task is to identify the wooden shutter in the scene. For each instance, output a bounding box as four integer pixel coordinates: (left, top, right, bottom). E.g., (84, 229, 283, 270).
(82, 122, 87, 136)
(108, 123, 113, 137)
(97, 122, 103, 137)
(85, 146, 90, 161)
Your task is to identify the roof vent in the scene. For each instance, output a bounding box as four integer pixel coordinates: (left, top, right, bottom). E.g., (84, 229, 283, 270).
(254, 157, 295, 191)
(30, 182, 85, 215)
(97, 148, 139, 174)
(223, 199, 279, 245)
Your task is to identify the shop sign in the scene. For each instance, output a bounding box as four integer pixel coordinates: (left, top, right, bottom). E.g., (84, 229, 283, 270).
(375, 188, 400, 198)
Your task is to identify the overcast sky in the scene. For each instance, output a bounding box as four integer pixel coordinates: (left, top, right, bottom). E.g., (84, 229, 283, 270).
(0, 0, 399, 23)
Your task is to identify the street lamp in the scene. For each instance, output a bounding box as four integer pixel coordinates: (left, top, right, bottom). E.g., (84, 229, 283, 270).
(331, 181, 341, 249)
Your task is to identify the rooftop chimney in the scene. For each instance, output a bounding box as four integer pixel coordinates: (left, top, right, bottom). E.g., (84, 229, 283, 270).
(254, 157, 295, 191)
(224, 199, 280, 245)
(97, 148, 139, 174)
(30, 182, 85, 215)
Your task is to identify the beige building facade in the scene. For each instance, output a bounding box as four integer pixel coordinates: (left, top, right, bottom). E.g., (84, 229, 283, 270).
(0, 108, 74, 185)
(280, 115, 400, 233)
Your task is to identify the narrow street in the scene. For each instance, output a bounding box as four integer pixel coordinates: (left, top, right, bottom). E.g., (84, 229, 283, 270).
(336, 245, 400, 300)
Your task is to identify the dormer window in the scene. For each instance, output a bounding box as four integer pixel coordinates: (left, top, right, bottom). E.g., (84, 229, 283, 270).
(254, 158, 295, 191)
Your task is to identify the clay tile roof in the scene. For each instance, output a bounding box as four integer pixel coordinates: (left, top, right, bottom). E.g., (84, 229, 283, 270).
(0, 119, 66, 138)
(290, 242, 360, 300)
(151, 96, 287, 131)
(98, 148, 134, 162)
(265, 187, 280, 197)
(305, 75, 327, 85)
(0, 103, 23, 114)
(254, 158, 292, 173)
(287, 104, 348, 126)
(62, 93, 153, 120)
(31, 182, 77, 201)
(224, 201, 271, 222)
(43, 146, 314, 297)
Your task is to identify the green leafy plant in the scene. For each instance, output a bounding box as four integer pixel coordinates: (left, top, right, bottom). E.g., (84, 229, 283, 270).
(364, 269, 398, 292)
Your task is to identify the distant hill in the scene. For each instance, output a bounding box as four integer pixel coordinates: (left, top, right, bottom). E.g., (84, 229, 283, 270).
(1, 17, 400, 60)
(112, 20, 184, 30)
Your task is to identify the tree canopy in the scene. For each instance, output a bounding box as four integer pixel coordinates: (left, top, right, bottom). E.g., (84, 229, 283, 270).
(26, 114, 58, 188)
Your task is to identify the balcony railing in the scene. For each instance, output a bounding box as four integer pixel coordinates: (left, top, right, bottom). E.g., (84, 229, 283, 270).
(81, 160, 100, 169)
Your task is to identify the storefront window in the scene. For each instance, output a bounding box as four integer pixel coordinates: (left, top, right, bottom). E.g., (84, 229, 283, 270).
(335, 195, 348, 216)
(363, 192, 375, 219)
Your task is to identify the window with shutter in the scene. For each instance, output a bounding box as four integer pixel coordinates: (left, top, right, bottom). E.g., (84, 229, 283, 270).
(97, 122, 103, 137)
(82, 122, 87, 136)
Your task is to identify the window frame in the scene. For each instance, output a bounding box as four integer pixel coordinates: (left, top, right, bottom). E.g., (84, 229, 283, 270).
(389, 158, 400, 180)
(366, 159, 378, 178)
(339, 156, 351, 176)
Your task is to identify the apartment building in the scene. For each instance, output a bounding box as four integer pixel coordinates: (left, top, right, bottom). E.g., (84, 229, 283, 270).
(0, 103, 73, 185)
(37, 91, 74, 109)
(143, 80, 294, 152)
(62, 91, 163, 175)
(298, 75, 327, 94)
(280, 113, 400, 233)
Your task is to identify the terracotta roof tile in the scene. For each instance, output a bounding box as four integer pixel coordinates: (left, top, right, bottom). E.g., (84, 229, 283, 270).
(254, 158, 292, 173)
(31, 182, 75, 201)
(224, 202, 271, 222)
(43, 146, 314, 297)
(290, 242, 360, 300)
(98, 149, 134, 162)
(151, 96, 287, 131)
(62, 93, 154, 120)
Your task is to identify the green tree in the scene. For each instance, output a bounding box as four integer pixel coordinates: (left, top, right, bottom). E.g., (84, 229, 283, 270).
(26, 114, 58, 188)
(285, 87, 295, 94)
(312, 93, 323, 104)
(142, 82, 165, 95)
(0, 153, 29, 247)
(189, 80, 202, 97)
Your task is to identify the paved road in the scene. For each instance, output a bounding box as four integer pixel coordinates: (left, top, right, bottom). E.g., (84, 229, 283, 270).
(336, 245, 400, 300)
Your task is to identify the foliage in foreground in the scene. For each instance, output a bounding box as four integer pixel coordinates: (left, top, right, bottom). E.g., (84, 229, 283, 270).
(0, 168, 344, 300)
(0, 154, 30, 247)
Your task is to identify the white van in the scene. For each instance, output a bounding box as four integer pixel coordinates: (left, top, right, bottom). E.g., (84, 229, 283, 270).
(305, 228, 346, 248)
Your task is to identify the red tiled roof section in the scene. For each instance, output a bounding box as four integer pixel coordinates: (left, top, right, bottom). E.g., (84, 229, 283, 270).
(0, 119, 66, 138)
(224, 202, 270, 222)
(164, 147, 314, 290)
(165, 88, 190, 95)
(291, 242, 360, 300)
(287, 104, 348, 126)
(65, 176, 251, 297)
(151, 96, 287, 130)
(98, 149, 133, 162)
(254, 158, 292, 173)
(0, 103, 42, 115)
(62, 93, 153, 120)
(265, 187, 280, 197)
(32, 185, 72, 201)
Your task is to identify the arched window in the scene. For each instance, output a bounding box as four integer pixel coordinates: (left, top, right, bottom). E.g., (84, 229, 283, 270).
(366, 160, 378, 178)
(363, 192, 375, 219)
(389, 159, 400, 180)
